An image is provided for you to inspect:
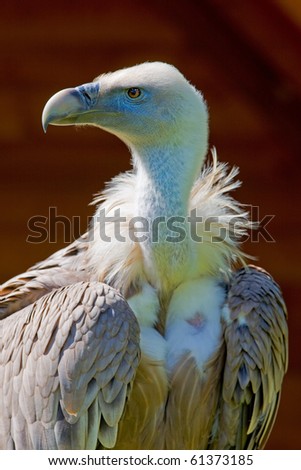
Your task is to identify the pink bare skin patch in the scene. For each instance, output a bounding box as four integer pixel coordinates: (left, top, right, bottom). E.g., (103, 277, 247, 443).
(186, 312, 205, 330)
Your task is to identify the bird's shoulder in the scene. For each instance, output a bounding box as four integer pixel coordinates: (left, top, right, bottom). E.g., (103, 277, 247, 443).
(0, 235, 91, 319)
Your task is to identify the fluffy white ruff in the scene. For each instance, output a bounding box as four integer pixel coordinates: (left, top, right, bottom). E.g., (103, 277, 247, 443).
(88, 150, 252, 295)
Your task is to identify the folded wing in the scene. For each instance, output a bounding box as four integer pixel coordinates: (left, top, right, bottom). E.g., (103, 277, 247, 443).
(0, 281, 140, 449)
(214, 266, 288, 449)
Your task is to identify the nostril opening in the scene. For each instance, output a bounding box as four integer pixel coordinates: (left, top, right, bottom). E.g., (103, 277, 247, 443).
(82, 91, 91, 103)
(76, 82, 99, 108)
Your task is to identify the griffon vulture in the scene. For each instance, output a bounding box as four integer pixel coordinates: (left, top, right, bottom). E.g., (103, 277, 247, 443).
(0, 62, 288, 450)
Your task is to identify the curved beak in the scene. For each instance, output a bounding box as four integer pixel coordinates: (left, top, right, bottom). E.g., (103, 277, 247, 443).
(42, 82, 100, 132)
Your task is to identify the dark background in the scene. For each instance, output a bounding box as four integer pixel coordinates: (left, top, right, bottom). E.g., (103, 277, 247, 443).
(1, 0, 300, 449)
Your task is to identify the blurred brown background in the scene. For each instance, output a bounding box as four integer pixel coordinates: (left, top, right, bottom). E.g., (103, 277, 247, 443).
(1, 0, 300, 449)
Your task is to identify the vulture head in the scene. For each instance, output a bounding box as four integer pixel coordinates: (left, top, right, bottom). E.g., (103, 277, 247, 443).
(42, 62, 208, 176)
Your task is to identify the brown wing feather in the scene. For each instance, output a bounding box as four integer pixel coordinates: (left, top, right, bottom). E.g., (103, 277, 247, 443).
(0, 281, 140, 449)
(113, 354, 168, 449)
(214, 265, 288, 449)
(165, 345, 225, 449)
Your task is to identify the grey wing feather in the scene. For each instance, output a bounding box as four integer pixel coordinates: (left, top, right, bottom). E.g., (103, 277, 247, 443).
(0, 234, 91, 319)
(0, 281, 140, 450)
(215, 265, 288, 449)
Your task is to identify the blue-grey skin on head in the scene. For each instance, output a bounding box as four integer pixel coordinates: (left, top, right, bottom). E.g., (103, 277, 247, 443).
(41, 62, 208, 154)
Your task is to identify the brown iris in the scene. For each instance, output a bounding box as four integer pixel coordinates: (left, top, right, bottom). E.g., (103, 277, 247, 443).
(127, 88, 141, 99)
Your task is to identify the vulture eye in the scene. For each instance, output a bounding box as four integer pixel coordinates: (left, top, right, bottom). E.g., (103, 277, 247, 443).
(127, 88, 141, 99)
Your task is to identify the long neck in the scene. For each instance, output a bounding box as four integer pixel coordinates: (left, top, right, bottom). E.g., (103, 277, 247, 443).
(131, 142, 205, 291)
(133, 143, 201, 220)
